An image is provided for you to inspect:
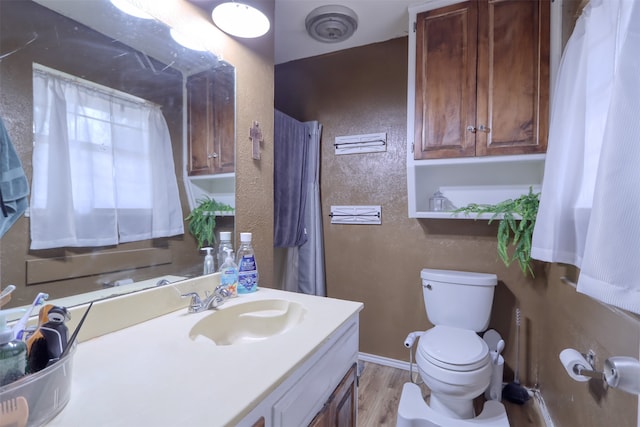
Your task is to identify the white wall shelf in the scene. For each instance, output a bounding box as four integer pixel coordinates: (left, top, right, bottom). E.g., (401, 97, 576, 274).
(408, 154, 545, 219)
(184, 172, 235, 213)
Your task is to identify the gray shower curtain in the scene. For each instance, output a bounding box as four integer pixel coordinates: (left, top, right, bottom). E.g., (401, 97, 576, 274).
(274, 110, 325, 296)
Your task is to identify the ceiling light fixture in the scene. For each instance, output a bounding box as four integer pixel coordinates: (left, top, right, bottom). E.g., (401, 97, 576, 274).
(211, 2, 270, 38)
(305, 5, 358, 43)
(170, 28, 208, 52)
(110, 0, 154, 20)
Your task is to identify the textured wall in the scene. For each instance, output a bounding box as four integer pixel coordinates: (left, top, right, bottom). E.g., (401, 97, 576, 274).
(224, 5, 275, 289)
(275, 37, 639, 426)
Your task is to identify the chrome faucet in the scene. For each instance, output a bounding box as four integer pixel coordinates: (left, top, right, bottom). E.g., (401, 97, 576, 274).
(181, 285, 231, 313)
(156, 278, 171, 287)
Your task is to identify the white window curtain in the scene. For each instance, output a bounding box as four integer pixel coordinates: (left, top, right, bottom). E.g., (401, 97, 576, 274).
(531, 0, 640, 314)
(30, 64, 184, 250)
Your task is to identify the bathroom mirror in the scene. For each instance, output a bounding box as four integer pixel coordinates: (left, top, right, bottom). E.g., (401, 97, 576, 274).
(0, 0, 235, 310)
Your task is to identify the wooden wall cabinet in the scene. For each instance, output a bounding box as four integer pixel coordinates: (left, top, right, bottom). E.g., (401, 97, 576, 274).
(407, 0, 560, 218)
(413, 0, 550, 160)
(186, 68, 234, 176)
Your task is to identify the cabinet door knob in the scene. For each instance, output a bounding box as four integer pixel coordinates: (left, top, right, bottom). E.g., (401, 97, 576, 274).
(478, 125, 491, 133)
(466, 125, 476, 133)
(207, 152, 219, 159)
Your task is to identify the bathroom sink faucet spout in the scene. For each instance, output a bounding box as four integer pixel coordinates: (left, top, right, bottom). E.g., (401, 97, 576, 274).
(181, 286, 231, 313)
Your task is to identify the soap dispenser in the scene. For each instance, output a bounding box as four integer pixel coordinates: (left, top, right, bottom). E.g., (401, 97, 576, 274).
(219, 249, 238, 298)
(0, 309, 27, 386)
(202, 247, 215, 275)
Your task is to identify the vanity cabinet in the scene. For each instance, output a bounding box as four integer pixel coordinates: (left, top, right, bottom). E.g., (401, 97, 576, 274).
(407, 0, 559, 218)
(186, 68, 234, 176)
(237, 314, 359, 427)
(413, 0, 549, 160)
(309, 364, 358, 427)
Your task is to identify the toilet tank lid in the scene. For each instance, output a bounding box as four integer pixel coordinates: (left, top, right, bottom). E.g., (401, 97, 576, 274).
(421, 268, 497, 286)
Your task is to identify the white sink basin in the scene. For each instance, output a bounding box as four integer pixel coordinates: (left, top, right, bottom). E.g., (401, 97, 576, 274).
(188, 299, 306, 345)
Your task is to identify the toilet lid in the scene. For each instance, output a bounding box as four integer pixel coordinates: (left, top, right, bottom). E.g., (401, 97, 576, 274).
(418, 326, 489, 371)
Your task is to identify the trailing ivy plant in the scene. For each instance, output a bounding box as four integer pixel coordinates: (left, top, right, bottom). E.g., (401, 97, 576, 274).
(453, 188, 540, 277)
(185, 197, 234, 249)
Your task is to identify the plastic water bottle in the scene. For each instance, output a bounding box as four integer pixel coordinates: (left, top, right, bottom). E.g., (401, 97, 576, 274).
(217, 231, 233, 271)
(236, 232, 258, 293)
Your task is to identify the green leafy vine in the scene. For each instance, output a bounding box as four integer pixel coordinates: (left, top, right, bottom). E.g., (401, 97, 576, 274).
(185, 197, 234, 249)
(453, 188, 540, 277)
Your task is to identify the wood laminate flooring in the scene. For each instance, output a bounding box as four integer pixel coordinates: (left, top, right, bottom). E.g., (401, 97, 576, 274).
(357, 361, 546, 427)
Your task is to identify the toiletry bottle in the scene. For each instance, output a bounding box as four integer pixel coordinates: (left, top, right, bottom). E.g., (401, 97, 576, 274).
(219, 249, 238, 297)
(0, 310, 27, 386)
(236, 232, 258, 294)
(217, 231, 233, 271)
(202, 247, 214, 275)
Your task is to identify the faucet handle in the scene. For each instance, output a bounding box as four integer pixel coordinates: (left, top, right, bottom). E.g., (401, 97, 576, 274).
(215, 285, 231, 299)
(181, 292, 202, 305)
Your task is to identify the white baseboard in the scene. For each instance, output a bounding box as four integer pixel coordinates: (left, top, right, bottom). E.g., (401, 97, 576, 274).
(358, 352, 418, 372)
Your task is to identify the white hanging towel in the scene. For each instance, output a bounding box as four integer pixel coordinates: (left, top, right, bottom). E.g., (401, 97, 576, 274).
(531, 0, 640, 314)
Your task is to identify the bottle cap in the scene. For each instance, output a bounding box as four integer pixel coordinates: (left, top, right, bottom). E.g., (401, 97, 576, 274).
(219, 231, 231, 241)
(224, 249, 235, 263)
(240, 232, 252, 242)
(201, 247, 213, 255)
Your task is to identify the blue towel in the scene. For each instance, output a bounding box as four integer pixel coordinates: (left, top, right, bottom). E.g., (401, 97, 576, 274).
(0, 117, 29, 238)
(274, 110, 309, 247)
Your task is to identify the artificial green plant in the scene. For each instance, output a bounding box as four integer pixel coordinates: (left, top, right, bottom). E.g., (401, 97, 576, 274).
(453, 187, 540, 277)
(185, 197, 234, 249)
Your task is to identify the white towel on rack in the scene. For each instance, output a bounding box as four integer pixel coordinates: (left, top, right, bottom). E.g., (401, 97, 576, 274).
(532, 0, 640, 314)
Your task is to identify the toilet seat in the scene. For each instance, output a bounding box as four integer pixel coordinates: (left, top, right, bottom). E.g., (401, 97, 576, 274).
(419, 326, 490, 371)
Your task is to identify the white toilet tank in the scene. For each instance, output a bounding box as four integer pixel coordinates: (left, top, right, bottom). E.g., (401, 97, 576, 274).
(421, 268, 497, 332)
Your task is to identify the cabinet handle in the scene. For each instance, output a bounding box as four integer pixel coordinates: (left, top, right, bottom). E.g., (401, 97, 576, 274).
(466, 126, 476, 133)
(207, 152, 219, 159)
(478, 125, 491, 133)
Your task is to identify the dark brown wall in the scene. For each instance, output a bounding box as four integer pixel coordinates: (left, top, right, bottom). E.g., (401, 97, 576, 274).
(0, 1, 205, 306)
(275, 36, 639, 426)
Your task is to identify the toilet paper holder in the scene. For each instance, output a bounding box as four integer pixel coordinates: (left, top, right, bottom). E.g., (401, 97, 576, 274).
(561, 349, 640, 396)
(570, 350, 602, 380)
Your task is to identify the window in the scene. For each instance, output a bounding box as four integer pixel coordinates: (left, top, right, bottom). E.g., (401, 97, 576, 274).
(30, 63, 184, 249)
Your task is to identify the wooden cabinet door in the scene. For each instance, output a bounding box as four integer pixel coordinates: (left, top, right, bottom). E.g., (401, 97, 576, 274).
(328, 364, 357, 427)
(307, 364, 357, 427)
(413, 0, 549, 160)
(414, 2, 478, 160)
(309, 406, 330, 427)
(476, 0, 549, 156)
(187, 69, 235, 176)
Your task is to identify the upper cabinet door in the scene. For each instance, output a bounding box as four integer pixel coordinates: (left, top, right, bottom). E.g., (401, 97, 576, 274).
(413, 0, 549, 160)
(187, 69, 235, 176)
(476, 0, 550, 156)
(414, 2, 478, 160)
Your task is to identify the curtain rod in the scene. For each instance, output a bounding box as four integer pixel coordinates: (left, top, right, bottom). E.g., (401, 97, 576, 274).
(32, 62, 161, 109)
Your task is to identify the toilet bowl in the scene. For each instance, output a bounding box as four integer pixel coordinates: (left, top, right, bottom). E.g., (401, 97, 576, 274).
(417, 325, 493, 418)
(396, 268, 510, 426)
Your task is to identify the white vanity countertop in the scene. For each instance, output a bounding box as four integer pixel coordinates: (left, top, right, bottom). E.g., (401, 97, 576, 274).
(47, 285, 363, 427)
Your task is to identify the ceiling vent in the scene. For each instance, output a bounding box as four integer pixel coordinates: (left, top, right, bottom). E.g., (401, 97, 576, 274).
(305, 5, 358, 43)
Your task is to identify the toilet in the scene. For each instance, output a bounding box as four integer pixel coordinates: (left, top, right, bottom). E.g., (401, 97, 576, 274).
(397, 268, 510, 427)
